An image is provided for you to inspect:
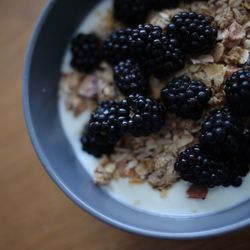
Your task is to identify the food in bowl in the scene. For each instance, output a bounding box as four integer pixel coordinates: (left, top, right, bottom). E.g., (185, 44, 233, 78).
(59, 0, 250, 215)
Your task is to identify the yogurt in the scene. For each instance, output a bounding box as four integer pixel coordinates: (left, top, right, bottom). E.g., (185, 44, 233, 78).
(59, 0, 250, 216)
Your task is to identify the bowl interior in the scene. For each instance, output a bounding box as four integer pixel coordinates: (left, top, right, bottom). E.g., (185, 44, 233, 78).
(23, 0, 250, 238)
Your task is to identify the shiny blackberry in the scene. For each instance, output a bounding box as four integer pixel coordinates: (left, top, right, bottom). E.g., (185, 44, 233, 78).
(71, 33, 102, 73)
(113, 0, 150, 26)
(114, 59, 149, 96)
(103, 28, 132, 65)
(87, 100, 129, 146)
(167, 11, 217, 55)
(225, 69, 250, 116)
(80, 134, 114, 158)
(175, 144, 229, 188)
(200, 108, 243, 159)
(120, 94, 166, 136)
(129, 24, 185, 78)
(161, 75, 212, 120)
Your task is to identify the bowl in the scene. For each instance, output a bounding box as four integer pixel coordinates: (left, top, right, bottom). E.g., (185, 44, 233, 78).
(23, 0, 250, 239)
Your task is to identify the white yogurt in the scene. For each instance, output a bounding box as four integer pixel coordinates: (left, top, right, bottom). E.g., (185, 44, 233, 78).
(59, 0, 250, 216)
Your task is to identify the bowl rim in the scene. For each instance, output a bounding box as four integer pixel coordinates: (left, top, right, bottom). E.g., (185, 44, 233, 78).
(23, 0, 250, 239)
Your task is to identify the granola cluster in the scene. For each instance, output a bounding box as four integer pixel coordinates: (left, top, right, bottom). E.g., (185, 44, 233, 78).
(60, 0, 250, 191)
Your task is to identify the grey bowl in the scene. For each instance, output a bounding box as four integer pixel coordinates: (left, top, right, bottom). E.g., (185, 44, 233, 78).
(23, 0, 250, 239)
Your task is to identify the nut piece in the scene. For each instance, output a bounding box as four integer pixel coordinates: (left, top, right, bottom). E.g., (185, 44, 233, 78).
(223, 22, 246, 48)
(223, 47, 249, 65)
(78, 75, 98, 99)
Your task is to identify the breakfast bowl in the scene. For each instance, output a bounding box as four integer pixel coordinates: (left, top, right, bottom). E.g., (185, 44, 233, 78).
(23, 0, 250, 239)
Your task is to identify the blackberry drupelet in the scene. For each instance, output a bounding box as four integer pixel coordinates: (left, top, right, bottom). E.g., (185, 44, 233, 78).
(161, 75, 212, 120)
(200, 108, 243, 159)
(225, 69, 250, 116)
(120, 94, 166, 136)
(129, 24, 185, 78)
(103, 28, 132, 65)
(167, 11, 217, 55)
(150, 0, 180, 10)
(71, 33, 102, 73)
(175, 144, 229, 188)
(80, 134, 114, 158)
(113, 59, 149, 96)
(87, 100, 128, 146)
(113, 0, 150, 26)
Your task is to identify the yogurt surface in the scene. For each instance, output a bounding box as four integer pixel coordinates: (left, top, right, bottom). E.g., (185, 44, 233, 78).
(59, 0, 250, 216)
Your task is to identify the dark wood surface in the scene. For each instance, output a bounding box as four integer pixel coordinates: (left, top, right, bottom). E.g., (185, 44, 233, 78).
(1, 0, 250, 249)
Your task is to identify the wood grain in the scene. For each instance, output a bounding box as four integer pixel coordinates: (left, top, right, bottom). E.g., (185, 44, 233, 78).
(0, 0, 250, 249)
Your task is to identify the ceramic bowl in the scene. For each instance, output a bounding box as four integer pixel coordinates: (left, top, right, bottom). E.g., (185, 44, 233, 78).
(23, 0, 250, 239)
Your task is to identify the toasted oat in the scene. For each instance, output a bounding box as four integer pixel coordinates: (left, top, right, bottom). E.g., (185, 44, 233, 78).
(148, 165, 179, 190)
(95, 165, 113, 185)
(149, 11, 170, 29)
(223, 22, 246, 48)
(212, 43, 225, 62)
(190, 55, 214, 65)
(65, 95, 87, 116)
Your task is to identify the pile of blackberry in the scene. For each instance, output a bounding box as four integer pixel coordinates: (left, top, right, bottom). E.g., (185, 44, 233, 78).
(175, 107, 250, 188)
(68, 3, 250, 189)
(82, 95, 165, 155)
(175, 144, 249, 188)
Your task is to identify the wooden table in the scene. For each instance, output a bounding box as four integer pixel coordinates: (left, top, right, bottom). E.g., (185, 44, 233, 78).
(1, 0, 250, 249)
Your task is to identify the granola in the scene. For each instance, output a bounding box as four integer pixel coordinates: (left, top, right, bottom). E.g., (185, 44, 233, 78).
(60, 0, 250, 191)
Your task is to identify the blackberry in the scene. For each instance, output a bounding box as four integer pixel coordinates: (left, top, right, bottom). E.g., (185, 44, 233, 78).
(80, 134, 114, 158)
(71, 33, 102, 73)
(167, 11, 217, 55)
(129, 24, 185, 78)
(161, 75, 212, 120)
(225, 69, 250, 116)
(103, 28, 132, 65)
(175, 144, 229, 188)
(113, 0, 150, 26)
(150, 0, 180, 10)
(223, 160, 249, 187)
(114, 59, 149, 96)
(200, 108, 243, 159)
(120, 94, 166, 136)
(87, 100, 129, 146)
